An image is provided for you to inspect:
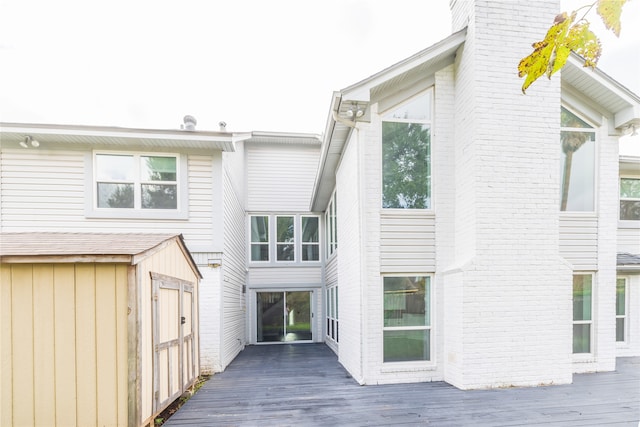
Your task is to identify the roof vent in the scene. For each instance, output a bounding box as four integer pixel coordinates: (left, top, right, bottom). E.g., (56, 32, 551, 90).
(219, 121, 227, 132)
(182, 115, 197, 131)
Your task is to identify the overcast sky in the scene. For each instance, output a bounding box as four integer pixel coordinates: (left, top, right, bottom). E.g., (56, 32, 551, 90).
(1, 0, 639, 141)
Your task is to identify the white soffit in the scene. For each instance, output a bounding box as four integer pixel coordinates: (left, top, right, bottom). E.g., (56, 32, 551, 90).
(0, 122, 250, 151)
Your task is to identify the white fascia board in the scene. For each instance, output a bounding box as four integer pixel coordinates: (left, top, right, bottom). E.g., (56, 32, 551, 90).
(615, 105, 640, 129)
(340, 28, 467, 102)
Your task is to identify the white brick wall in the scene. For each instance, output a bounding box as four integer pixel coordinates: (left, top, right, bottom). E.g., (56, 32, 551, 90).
(335, 129, 365, 383)
(197, 265, 223, 374)
(446, 0, 574, 389)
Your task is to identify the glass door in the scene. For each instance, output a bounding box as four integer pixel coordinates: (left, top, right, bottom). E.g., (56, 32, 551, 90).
(256, 291, 312, 342)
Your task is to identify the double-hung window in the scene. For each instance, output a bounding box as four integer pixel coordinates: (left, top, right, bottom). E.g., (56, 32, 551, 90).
(326, 286, 338, 342)
(325, 192, 338, 257)
(95, 153, 178, 210)
(620, 178, 640, 220)
(301, 216, 320, 261)
(382, 90, 432, 209)
(616, 277, 627, 343)
(573, 274, 593, 354)
(560, 107, 596, 212)
(276, 216, 295, 262)
(250, 216, 270, 262)
(383, 275, 431, 362)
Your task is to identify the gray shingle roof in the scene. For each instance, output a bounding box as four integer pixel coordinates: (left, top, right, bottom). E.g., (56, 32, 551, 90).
(0, 232, 178, 257)
(617, 252, 640, 266)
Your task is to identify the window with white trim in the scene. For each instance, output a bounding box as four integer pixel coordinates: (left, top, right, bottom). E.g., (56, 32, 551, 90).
(325, 192, 337, 258)
(616, 277, 627, 343)
(95, 153, 179, 210)
(326, 286, 338, 342)
(250, 216, 269, 262)
(383, 275, 431, 362)
(573, 274, 593, 354)
(301, 216, 320, 261)
(620, 177, 640, 220)
(382, 90, 432, 209)
(560, 107, 596, 212)
(248, 214, 321, 264)
(276, 216, 295, 262)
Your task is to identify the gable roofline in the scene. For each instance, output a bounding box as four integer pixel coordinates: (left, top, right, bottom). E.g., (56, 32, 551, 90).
(563, 53, 640, 129)
(247, 131, 322, 146)
(310, 29, 467, 212)
(0, 122, 252, 152)
(0, 232, 202, 278)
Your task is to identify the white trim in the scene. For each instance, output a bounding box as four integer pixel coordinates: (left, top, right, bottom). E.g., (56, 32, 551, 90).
(616, 277, 629, 345)
(572, 272, 595, 357)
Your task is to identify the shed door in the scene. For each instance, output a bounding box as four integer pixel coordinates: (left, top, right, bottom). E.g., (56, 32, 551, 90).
(151, 272, 197, 413)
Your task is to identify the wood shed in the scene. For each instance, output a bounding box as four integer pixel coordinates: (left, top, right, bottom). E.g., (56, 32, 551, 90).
(0, 232, 202, 427)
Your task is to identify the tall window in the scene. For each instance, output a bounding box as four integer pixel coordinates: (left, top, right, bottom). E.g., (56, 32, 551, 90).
(383, 276, 431, 362)
(250, 216, 269, 262)
(276, 216, 295, 261)
(326, 286, 338, 342)
(95, 153, 178, 210)
(560, 107, 595, 211)
(616, 277, 627, 343)
(301, 216, 320, 261)
(573, 274, 593, 354)
(382, 90, 432, 209)
(326, 192, 338, 257)
(620, 178, 640, 220)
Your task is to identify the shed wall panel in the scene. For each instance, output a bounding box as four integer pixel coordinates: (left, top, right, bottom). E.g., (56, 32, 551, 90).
(33, 265, 55, 426)
(246, 144, 320, 212)
(0, 266, 12, 427)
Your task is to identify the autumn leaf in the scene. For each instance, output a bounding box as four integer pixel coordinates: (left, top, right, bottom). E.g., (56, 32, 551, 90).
(566, 22, 602, 68)
(597, 0, 627, 36)
(518, 12, 575, 93)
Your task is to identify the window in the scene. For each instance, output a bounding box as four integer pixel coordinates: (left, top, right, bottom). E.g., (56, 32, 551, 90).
(276, 216, 295, 262)
(573, 274, 593, 354)
(560, 107, 596, 212)
(616, 277, 627, 343)
(250, 216, 269, 262)
(301, 216, 320, 261)
(383, 276, 431, 362)
(620, 178, 640, 220)
(326, 286, 338, 342)
(326, 192, 338, 257)
(249, 214, 321, 264)
(382, 91, 432, 209)
(95, 153, 178, 210)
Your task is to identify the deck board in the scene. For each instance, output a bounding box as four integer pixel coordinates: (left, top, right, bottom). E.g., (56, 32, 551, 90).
(165, 344, 640, 426)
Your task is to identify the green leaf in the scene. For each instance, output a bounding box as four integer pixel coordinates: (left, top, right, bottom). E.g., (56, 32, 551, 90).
(518, 12, 575, 93)
(566, 22, 602, 68)
(597, 0, 627, 36)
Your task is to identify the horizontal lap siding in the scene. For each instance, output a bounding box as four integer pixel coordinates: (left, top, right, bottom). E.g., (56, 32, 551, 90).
(0, 149, 215, 250)
(618, 227, 640, 255)
(246, 144, 320, 212)
(222, 171, 246, 369)
(559, 215, 598, 270)
(380, 212, 436, 272)
(248, 266, 322, 286)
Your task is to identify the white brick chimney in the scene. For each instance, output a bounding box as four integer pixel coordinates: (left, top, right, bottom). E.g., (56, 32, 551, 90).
(444, 0, 573, 389)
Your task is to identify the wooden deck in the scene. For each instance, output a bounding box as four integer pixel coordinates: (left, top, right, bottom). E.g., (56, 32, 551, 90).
(165, 344, 640, 426)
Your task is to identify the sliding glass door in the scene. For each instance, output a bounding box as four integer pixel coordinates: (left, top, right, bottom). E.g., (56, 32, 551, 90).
(256, 291, 312, 342)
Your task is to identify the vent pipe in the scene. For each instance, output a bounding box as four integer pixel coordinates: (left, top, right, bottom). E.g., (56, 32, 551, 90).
(183, 115, 197, 131)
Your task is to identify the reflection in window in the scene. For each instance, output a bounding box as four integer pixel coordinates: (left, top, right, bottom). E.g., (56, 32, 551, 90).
(560, 107, 595, 211)
(301, 216, 319, 261)
(95, 153, 178, 210)
(251, 216, 269, 262)
(573, 274, 592, 354)
(276, 216, 295, 261)
(382, 91, 432, 209)
(616, 278, 627, 342)
(620, 178, 640, 220)
(383, 276, 431, 362)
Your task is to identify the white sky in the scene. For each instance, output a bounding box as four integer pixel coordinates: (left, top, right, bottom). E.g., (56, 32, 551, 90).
(1, 0, 639, 144)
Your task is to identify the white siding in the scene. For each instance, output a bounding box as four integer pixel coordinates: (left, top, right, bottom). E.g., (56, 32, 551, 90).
(380, 211, 436, 272)
(246, 143, 320, 212)
(0, 148, 217, 251)
(617, 274, 640, 357)
(221, 170, 247, 370)
(559, 215, 599, 270)
(618, 227, 640, 255)
(248, 267, 322, 286)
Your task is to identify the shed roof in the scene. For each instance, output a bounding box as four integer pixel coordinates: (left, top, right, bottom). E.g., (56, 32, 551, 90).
(0, 232, 202, 277)
(618, 252, 640, 266)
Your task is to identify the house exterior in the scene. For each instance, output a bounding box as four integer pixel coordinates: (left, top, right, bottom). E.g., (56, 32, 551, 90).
(1, 0, 639, 405)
